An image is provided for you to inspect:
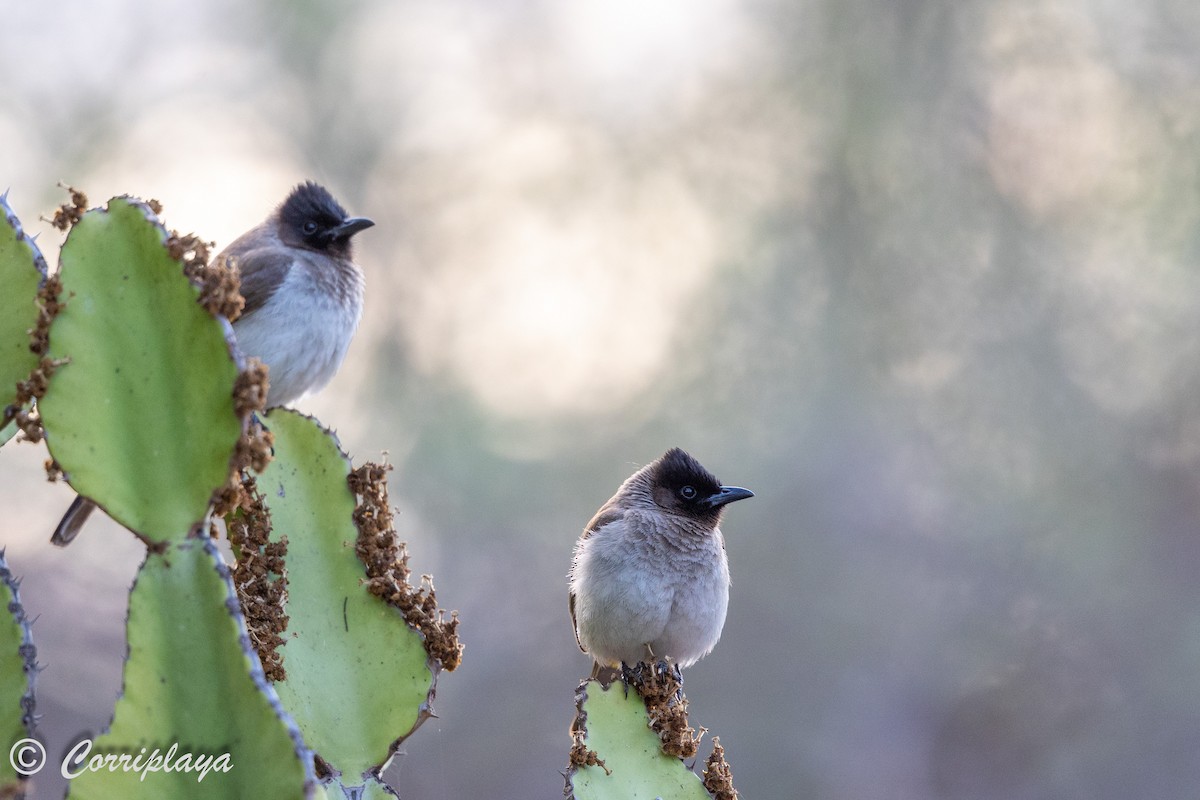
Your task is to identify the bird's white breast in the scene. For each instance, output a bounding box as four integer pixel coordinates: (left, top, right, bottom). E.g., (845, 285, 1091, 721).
(231, 262, 363, 407)
(571, 513, 730, 668)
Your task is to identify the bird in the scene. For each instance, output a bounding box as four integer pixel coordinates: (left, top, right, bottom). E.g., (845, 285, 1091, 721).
(51, 182, 373, 546)
(568, 447, 753, 678)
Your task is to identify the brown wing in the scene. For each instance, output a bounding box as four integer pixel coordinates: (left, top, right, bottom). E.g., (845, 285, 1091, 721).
(569, 502, 626, 652)
(582, 500, 625, 540)
(213, 233, 295, 317)
(569, 591, 582, 652)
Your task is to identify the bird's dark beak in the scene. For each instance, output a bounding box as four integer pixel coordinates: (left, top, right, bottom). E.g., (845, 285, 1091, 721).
(700, 485, 754, 510)
(329, 216, 375, 242)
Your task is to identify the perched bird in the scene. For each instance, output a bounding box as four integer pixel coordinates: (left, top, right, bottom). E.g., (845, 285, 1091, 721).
(51, 182, 373, 545)
(568, 448, 753, 676)
(216, 181, 373, 407)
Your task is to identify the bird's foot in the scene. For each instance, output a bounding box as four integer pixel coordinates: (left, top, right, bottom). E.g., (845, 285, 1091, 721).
(656, 659, 685, 702)
(618, 661, 637, 696)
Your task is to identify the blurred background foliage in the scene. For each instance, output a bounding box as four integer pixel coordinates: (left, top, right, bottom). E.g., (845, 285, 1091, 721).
(3, 0, 1200, 798)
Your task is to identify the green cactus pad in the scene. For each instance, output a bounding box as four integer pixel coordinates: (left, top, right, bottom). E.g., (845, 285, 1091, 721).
(38, 197, 242, 541)
(0, 551, 37, 791)
(255, 409, 435, 784)
(67, 540, 312, 799)
(567, 679, 711, 800)
(0, 192, 48, 420)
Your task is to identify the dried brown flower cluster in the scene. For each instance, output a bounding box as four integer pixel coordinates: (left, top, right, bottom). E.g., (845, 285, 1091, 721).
(626, 661, 703, 759)
(176, 242, 244, 322)
(226, 473, 289, 682)
(6, 275, 68, 443)
(47, 184, 87, 231)
(348, 462, 463, 671)
(210, 415, 274, 520)
(702, 737, 739, 800)
(567, 731, 610, 777)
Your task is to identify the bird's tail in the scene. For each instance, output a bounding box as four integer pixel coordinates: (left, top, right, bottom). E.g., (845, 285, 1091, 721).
(51, 494, 96, 547)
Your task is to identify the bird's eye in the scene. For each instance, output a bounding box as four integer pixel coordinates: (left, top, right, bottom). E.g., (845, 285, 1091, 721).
(303, 221, 319, 235)
(679, 485, 697, 500)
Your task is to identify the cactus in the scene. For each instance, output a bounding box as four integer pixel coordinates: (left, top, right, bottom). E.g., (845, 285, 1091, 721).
(237, 409, 458, 789)
(0, 551, 38, 796)
(566, 664, 740, 800)
(66, 540, 313, 799)
(0, 189, 461, 797)
(0, 191, 48, 440)
(37, 196, 246, 542)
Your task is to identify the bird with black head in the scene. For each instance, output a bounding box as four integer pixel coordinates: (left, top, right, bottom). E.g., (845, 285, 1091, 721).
(568, 448, 754, 678)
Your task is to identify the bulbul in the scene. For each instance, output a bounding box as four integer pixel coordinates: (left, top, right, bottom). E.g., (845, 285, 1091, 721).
(568, 448, 753, 676)
(51, 182, 373, 545)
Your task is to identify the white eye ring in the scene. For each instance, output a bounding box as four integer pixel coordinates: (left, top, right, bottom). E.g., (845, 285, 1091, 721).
(680, 486, 697, 500)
